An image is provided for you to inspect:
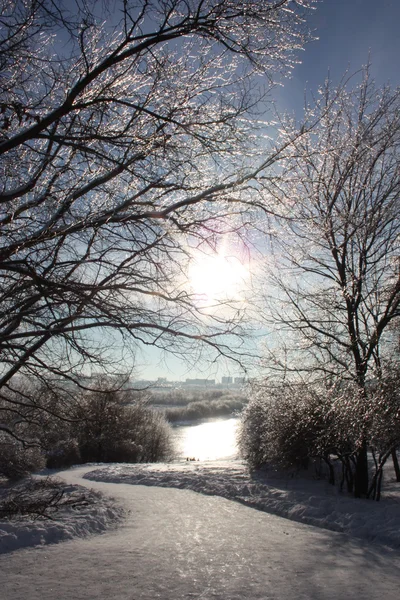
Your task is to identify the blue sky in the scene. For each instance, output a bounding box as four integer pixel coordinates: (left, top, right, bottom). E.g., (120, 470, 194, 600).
(135, 0, 400, 381)
(274, 0, 400, 115)
(301, 0, 399, 85)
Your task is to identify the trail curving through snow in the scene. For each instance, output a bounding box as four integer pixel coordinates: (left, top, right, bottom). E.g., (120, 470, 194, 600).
(1, 464, 399, 600)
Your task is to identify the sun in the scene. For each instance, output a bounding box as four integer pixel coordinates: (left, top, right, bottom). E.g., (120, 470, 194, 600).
(188, 248, 250, 305)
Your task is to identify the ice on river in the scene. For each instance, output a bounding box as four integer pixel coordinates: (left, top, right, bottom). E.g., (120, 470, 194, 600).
(172, 417, 239, 460)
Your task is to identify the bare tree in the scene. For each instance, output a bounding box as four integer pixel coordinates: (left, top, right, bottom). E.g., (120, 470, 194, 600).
(0, 0, 314, 438)
(260, 70, 400, 496)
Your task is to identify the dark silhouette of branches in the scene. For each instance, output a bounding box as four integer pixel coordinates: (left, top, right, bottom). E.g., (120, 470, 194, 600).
(259, 69, 400, 496)
(0, 1, 314, 439)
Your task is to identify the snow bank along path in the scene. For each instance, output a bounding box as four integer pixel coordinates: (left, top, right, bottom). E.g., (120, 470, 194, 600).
(85, 459, 400, 548)
(1, 464, 399, 600)
(0, 478, 124, 554)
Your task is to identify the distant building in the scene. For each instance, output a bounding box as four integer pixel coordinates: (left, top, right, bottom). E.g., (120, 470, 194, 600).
(185, 378, 215, 386)
(234, 377, 246, 385)
(221, 376, 233, 385)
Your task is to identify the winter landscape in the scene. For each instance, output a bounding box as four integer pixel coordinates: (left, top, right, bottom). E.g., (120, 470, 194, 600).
(1, 453, 400, 599)
(1, 1, 400, 598)
(2, 416, 400, 599)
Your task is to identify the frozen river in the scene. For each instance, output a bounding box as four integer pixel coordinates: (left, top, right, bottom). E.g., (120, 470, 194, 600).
(172, 417, 239, 460)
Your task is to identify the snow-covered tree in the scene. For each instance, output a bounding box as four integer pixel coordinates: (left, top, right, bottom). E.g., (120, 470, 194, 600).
(0, 0, 314, 440)
(260, 70, 400, 496)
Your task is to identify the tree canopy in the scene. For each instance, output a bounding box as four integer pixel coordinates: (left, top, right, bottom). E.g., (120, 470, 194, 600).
(0, 0, 314, 437)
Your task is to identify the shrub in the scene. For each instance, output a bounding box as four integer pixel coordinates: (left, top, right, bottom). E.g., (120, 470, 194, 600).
(150, 389, 231, 407)
(45, 439, 82, 469)
(165, 395, 246, 422)
(238, 383, 326, 471)
(0, 437, 45, 480)
(0, 381, 175, 476)
(239, 373, 400, 499)
(75, 388, 175, 464)
(0, 382, 81, 475)
(0, 476, 95, 520)
(237, 393, 272, 469)
(128, 403, 175, 462)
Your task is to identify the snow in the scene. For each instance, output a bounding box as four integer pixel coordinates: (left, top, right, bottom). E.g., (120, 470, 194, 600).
(83, 457, 400, 549)
(1, 456, 400, 557)
(1, 463, 399, 600)
(0, 478, 125, 554)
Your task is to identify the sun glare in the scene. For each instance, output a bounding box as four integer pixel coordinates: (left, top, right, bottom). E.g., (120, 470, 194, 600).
(188, 247, 250, 305)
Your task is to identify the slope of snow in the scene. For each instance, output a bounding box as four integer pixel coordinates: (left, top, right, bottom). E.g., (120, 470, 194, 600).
(0, 479, 124, 554)
(84, 458, 400, 549)
(1, 457, 399, 554)
(2, 465, 400, 600)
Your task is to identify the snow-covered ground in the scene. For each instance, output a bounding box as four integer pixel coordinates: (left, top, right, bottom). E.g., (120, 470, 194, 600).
(1, 456, 399, 554)
(1, 463, 399, 600)
(84, 458, 400, 549)
(0, 477, 124, 554)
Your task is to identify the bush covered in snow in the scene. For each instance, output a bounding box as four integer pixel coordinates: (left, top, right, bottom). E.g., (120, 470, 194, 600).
(0, 476, 93, 520)
(150, 389, 227, 407)
(0, 439, 45, 480)
(238, 382, 329, 472)
(164, 394, 246, 422)
(0, 381, 175, 477)
(239, 370, 400, 500)
(75, 389, 175, 464)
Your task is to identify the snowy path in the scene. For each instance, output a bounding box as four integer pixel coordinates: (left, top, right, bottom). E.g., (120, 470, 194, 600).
(1, 466, 399, 600)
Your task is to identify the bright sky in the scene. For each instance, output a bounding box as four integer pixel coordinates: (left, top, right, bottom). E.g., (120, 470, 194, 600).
(135, 0, 400, 381)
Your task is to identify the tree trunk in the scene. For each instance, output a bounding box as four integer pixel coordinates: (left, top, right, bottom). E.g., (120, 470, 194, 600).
(344, 456, 354, 494)
(354, 440, 369, 498)
(391, 448, 400, 482)
(376, 467, 384, 502)
(323, 456, 335, 485)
